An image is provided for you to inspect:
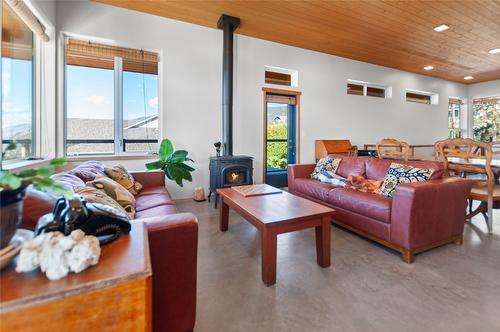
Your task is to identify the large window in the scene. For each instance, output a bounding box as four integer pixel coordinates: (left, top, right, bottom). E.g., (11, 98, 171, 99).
(65, 38, 159, 156)
(448, 98, 463, 138)
(1, 1, 35, 161)
(472, 97, 500, 142)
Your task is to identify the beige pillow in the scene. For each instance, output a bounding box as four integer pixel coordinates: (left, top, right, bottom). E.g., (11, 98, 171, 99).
(75, 186, 130, 220)
(86, 176, 136, 218)
(104, 165, 143, 195)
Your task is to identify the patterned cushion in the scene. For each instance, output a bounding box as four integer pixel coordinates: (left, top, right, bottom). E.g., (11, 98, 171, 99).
(68, 161, 106, 182)
(377, 163, 434, 198)
(104, 165, 143, 195)
(86, 176, 136, 218)
(75, 186, 130, 220)
(311, 157, 342, 182)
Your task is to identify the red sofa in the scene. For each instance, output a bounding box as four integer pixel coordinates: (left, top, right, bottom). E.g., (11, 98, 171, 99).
(288, 156, 472, 263)
(21, 161, 197, 332)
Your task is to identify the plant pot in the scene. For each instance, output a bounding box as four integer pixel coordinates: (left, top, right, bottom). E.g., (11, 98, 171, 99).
(0, 186, 26, 248)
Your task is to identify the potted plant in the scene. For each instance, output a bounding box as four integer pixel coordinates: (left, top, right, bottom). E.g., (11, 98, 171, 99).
(146, 139, 195, 187)
(0, 144, 72, 248)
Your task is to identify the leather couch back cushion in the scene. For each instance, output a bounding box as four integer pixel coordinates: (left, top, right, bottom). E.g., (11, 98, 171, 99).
(329, 155, 369, 179)
(365, 158, 444, 181)
(68, 160, 105, 182)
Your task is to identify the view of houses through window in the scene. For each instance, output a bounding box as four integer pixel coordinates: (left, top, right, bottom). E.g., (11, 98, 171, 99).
(1, 1, 35, 161)
(64, 38, 159, 156)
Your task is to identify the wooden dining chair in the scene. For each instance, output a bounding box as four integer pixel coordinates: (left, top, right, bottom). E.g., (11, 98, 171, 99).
(376, 138, 410, 161)
(440, 138, 499, 233)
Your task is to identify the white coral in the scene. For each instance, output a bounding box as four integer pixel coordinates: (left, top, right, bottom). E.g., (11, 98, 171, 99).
(16, 230, 101, 280)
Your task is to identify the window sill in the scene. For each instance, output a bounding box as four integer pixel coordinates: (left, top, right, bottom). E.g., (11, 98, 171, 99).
(65, 154, 158, 162)
(2, 159, 49, 172)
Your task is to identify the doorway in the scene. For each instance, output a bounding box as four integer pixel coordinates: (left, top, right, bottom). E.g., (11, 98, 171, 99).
(263, 88, 300, 188)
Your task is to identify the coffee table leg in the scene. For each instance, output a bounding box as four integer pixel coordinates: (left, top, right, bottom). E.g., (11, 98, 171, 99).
(219, 197, 229, 232)
(315, 216, 331, 267)
(261, 229, 277, 286)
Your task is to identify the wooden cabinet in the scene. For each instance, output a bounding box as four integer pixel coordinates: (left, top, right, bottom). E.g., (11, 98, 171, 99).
(0, 223, 152, 332)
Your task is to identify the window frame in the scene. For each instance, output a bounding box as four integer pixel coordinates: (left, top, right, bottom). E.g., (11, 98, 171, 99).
(1, 2, 38, 164)
(346, 80, 388, 99)
(62, 36, 161, 157)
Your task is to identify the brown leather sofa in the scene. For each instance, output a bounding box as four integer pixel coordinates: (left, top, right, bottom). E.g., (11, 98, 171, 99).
(288, 155, 472, 263)
(21, 161, 197, 332)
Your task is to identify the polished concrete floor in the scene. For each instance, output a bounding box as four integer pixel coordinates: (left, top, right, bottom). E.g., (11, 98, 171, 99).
(177, 199, 500, 332)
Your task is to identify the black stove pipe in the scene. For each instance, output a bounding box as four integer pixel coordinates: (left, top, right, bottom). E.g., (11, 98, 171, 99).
(217, 14, 240, 156)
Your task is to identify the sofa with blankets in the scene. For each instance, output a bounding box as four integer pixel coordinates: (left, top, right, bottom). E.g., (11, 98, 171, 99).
(20, 160, 197, 332)
(288, 155, 472, 263)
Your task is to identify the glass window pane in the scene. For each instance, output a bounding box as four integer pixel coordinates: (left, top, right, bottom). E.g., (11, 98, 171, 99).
(2, 2, 34, 161)
(266, 103, 288, 170)
(473, 98, 500, 142)
(367, 86, 385, 98)
(65, 65, 114, 155)
(122, 70, 158, 153)
(347, 83, 363, 95)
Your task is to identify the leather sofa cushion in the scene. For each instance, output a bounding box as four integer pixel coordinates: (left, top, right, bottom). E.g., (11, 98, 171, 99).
(135, 204, 179, 219)
(365, 158, 444, 181)
(69, 160, 106, 182)
(135, 193, 175, 212)
(329, 155, 368, 179)
(290, 178, 336, 202)
(139, 185, 171, 196)
(328, 188, 392, 223)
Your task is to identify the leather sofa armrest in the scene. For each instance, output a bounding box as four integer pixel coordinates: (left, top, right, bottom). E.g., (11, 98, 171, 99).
(287, 164, 316, 193)
(133, 213, 198, 332)
(390, 177, 473, 250)
(130, 170, 165, 188)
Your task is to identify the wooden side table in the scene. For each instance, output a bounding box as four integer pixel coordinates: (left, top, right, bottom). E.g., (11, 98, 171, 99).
(0, 223, 152, 332)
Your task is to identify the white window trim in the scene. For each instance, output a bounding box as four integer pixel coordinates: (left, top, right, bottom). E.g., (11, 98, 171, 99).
(59, 33, 163, 158)
(347, 79, 391, 99)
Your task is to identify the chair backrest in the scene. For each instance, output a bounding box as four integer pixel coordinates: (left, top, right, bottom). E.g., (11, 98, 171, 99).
(439, 138, 494, 184)
(376, 138, 409, 161)
(315, 140, 357, 160)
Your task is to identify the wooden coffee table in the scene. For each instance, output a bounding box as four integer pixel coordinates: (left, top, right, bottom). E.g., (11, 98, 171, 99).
(217, 185, 335, 286)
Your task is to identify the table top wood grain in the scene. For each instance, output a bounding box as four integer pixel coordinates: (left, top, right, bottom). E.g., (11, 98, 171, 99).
(0, 222, 151, 313)
(217, 185, 334, 224)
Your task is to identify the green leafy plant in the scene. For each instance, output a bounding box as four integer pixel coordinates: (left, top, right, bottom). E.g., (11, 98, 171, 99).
(0, 143, 72, 198)
(145, 139, 195, 187)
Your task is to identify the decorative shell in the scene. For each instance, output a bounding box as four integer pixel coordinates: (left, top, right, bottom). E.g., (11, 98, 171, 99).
(16, 230, 101, 280)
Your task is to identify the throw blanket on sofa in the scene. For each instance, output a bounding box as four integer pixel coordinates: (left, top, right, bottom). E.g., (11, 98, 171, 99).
(344, 176, 382, 193)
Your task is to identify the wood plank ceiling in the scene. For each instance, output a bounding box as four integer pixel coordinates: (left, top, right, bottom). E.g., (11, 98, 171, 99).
(96, 0, 500, 84)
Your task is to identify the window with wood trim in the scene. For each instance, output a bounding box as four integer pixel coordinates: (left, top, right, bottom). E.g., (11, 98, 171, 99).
(448, 98, 463, 138)
(406, 92, 431, 104)
(64, 38, 159, 156)
(346, 80, 387, 99)
(472, 96, 500, 142)
(1, 0, 35, 161)
(265, 70, 291, 86)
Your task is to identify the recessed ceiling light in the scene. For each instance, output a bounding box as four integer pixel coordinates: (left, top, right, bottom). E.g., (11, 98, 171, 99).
(489, 48, 500, 54)
(424, 66, 434, 71)
(434, 24, 449, 32)
(464, 76, 474, 80)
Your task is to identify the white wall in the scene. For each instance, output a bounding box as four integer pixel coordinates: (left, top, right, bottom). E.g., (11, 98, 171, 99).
(468, 80, 500, 99)
(55, 1, 469, 199)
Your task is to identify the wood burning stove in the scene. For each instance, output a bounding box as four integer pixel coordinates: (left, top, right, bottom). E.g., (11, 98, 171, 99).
(208, 14, 253, 207)
(209, 155, 253, 207)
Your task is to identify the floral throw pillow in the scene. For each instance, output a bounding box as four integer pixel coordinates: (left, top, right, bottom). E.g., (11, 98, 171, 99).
(104, 165, 143, 195)
(311, 157, 342, 182)
(377, 163, 434, 198)
(86, 176, 136, 218)
(75, 186, 130, 220)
